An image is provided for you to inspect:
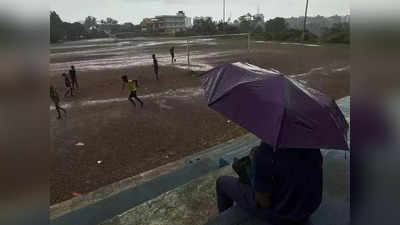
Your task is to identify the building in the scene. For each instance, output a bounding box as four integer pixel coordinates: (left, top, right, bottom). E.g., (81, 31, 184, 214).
(341, 15, 350, 23)
(185, 17, 193, 28)
(155, 11, 189, 34)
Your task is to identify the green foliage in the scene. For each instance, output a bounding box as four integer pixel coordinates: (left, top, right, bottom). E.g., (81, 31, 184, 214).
(50, 11, 119, 43)
(321, 23, 350, 44)
(50, 11, 66, 43)
(192, 18, 217, 35)
(50, 11, 348, 46)
(83, 16, 97, 30)
(265, 17, 287, 33)
(238, 13, 252, 33)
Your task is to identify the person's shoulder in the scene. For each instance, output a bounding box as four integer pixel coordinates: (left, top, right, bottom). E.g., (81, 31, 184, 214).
(258, 142, 273, 151)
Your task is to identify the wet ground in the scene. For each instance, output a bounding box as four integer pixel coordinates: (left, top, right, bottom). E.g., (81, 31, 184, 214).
(50, 37, 349, 204)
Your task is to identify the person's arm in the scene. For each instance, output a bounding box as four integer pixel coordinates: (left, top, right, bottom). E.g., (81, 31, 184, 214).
(134, 80, 139, 88)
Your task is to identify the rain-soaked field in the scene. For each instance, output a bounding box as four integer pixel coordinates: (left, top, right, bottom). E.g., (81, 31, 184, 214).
(50, 37, 349, 204)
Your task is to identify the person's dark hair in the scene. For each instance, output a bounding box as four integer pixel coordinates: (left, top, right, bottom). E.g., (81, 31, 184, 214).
(121, 75, 128, 81)
(152, 54, 156, 58)
(71, 65, 74, 69)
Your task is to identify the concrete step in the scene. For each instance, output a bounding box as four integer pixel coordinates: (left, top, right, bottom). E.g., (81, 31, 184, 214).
(51, 158, 219, 225)
(204, 199, 350, 225)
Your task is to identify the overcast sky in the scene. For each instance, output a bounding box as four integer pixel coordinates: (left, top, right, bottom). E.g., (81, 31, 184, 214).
(51, 0, 349, 24)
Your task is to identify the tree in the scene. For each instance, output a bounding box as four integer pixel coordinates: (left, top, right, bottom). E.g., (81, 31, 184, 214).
(265, 17, 287, 33)
(217, 21, 227, 32)
(50, 11, 66, 43)
(64, 22, 86, 40)
(321, 23, 350, 44)
(84, 16, 97, 30)
(192, 18, 217, 35)
(106, 17, 118, 25)
(238, 13, 252, 33)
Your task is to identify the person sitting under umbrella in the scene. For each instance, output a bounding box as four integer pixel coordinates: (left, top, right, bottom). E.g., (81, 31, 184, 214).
(201, 62, 349, 225)
(216, 142, 323, 225)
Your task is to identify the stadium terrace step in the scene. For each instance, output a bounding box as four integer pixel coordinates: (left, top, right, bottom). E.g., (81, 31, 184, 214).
(98, 146, 349, 225)
(50, 158, 219, 225)
(99, 166, 236, 225)
(204, 199, 349, 225)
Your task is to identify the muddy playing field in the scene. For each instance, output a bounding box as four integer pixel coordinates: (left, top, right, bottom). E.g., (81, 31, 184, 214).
(50, 37, 349, 204)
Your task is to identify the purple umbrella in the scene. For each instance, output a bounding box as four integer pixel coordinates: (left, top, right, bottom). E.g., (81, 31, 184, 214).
(200, 62, 349, 150)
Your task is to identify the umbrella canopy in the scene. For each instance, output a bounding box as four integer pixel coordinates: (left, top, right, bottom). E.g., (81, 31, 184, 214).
(200, 62, 349, 150)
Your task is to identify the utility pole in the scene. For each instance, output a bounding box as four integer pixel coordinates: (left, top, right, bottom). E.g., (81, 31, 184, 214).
(223, 0, 226, 23)
(303, 0, 309, 41)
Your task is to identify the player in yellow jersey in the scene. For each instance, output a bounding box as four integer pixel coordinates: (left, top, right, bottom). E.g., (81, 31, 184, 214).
(121, 75, 144, 108)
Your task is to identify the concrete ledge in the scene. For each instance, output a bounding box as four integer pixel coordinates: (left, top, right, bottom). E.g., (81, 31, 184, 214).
(204, 199, 350, 225)
(100, 166, 236, 225)
(51, 158, 219, 225)
(50, 159, 186, 219)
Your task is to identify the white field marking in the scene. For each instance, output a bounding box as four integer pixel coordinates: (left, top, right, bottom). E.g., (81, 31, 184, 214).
(332, 65, 350, 72)
(279, 42, 321, 47)
(49, 87, 204, 111)
(290, 66, 350, 78)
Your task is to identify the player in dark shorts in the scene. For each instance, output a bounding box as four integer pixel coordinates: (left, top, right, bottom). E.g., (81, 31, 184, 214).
(62, 73, 73, 97)
(152, 54, 159, 80)
(121, 75, 143, 108)
(69, 65, 79, 90)
(50, 85, 67, 119)
(170, 46, 176, 63)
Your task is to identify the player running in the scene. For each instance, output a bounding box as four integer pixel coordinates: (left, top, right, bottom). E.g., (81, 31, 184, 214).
(62, 73, 73, 97)
(169, 46, 176, 63)
(152, 54, 159, 80)
(69, 65, 79, 90)
(50, 85, 67, 119)
(121, 75, 144, 108)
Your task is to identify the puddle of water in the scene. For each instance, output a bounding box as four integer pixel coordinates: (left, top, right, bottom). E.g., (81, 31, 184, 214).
(158, 99, 174, 110)
(290, 66, 349, 78)
(332, 66, 350, 73)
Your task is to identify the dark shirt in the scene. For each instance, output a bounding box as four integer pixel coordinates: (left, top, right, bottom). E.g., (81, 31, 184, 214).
(153, 59, 158, 70)
(69, 69, 76, 80)
(252, 142, 323, 223)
